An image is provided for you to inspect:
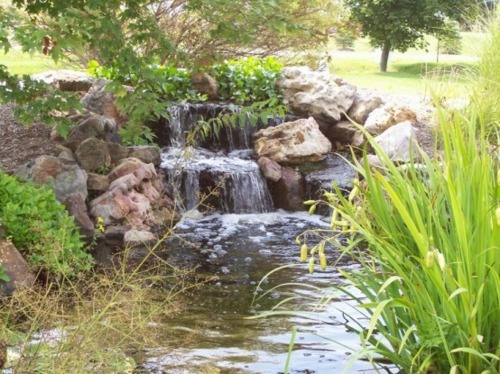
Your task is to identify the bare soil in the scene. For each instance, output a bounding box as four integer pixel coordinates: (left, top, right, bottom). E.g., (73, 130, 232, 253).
(0, 104, 58, 174)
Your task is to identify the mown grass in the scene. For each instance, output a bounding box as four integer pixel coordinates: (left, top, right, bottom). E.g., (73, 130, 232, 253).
(327, 57, 476, 96)
(328, 31, 485, 57)
(0, 50, 65, 75)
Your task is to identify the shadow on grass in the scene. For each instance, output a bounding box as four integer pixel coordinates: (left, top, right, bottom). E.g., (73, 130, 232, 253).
(393, 62, 478, 77)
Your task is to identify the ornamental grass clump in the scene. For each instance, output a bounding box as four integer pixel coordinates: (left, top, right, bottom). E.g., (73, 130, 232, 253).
(299, 14, 500, 373)
(323, 105, 499, 373)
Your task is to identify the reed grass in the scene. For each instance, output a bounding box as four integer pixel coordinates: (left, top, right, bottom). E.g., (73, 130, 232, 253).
(300, 16, 500, 374)
(291, 12, 500, 374)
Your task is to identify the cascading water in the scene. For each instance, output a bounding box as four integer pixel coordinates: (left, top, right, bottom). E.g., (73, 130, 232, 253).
(151, 103, 369, 373)
(161, 148, 274, 213)
(159, 103, 278, 214)
(164, 103, 258, 151)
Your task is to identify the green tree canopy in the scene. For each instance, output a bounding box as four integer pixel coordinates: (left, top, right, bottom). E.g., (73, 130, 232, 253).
(0, 0, 340, 139)
(344, 0, 473, 71)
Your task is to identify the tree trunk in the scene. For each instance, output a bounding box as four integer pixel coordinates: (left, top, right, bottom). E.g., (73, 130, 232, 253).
(379, 42, 391, 72)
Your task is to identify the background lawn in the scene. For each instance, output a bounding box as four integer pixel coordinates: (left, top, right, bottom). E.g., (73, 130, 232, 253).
(0, 32, 482, 97)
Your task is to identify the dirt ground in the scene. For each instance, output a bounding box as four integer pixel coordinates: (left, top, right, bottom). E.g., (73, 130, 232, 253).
(0, 104, 58, 174)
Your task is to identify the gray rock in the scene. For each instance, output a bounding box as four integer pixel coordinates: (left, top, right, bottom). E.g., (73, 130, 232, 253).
(277, 66, 357, 127)
(190, 72, 218, 100)
(87, 173, 110, 192)
(257, 157, 282, 182)
(80, 79, 131, 127)
(31, 69, 94, 92)
(347, 90, 384, 124)
(253, 117, 332, 164)
(273, 167, 306, 211)
(373, 121, 420, 162)
(64, 193, 95, 239)
(75, 137, 111, 172)
(67, 112, 118, 143)
(327, 120, 358, 144)
(107, 143, 129, 165)
(364, 105, 417, 135)
(16, 155, 88, 203)
(127, 146, 161, 166)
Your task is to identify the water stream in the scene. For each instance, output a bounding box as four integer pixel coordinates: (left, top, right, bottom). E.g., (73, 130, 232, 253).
(142, 212, 377, 373)
(145, 104, 381, 373)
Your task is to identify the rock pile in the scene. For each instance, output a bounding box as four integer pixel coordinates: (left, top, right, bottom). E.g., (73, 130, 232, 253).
(14, 75, 178, 256)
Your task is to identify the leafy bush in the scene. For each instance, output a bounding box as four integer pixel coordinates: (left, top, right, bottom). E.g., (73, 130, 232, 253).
(0, 172, 93, 278)
(211, 56, 284, 104)
(88, 57, 285, 145)
(88, 61, 208, 145)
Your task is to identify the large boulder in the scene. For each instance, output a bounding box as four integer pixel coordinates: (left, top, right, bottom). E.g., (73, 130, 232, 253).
(15, 155, 94, 238)
(16, 155, 88, 202)
(276, 66, 357, 128)
(190, 72, 218, 101)
(67, 112, 119, 143)
(257, 157, 282, 182)
(0, 237, 36, 296)
(364, 104, 417, 135)
(89, 158, 164, 231)
(326, 120, 359, 145)
(253, 117, 332, 164)
(74, 137, 112, 173)
(108, 157, 157, 182)
(127, 146, 161, 166)
(347, 90, 384, 124)
(64, 193, 95, 239)
(31, 69, 94, 92)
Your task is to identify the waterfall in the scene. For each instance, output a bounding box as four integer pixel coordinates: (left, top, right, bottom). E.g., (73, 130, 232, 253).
(161, 148, 274, 214)
(161, 103, 273, 151)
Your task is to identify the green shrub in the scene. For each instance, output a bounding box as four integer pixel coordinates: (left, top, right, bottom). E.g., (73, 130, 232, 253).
(0, 172, 92, 278)
(87, 57, 285, 145)
(88, 61, 207, 145)
(210, 56, 284, 104)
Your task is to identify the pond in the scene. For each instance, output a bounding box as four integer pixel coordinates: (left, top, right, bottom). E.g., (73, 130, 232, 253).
(135, 211, 386, 373)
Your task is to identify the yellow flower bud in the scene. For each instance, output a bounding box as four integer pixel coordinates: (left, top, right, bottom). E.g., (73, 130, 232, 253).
(308, 257, 315, 273)
(496, 207, 500, 227)
(319, 252, 327, 270)
(300, 244, 308, 262)
(436, 251, 446, 271)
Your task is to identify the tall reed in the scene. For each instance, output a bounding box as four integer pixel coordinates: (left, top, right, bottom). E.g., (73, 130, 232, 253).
(308, 15, 500, 372)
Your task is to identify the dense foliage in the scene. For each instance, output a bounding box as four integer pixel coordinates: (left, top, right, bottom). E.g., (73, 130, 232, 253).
(211, 57, 284, 105)
(343, 0, 473, 71)
(85, 56, 286, 144)
(0, 172, 92, 278)
(0, 0, 341, 143)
